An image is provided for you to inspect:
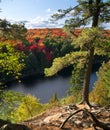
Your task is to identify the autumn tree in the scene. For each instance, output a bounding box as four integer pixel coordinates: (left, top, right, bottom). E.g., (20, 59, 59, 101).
(0, 19, 27, 42)
(0, 42, 25, 84)
(45, 0, 110, 106)
(0, 19, 28, 122)
(0, 19, 27, 84)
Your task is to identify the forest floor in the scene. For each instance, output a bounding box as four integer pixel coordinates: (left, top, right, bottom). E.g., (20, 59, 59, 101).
(22, 104, 110, 130)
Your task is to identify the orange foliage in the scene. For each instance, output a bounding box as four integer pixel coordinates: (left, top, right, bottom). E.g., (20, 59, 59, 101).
(1, 28, 109, 45)
(102, 30, 110, 38)
(27, 28, 110, 42)
(27, 28, 67, 42)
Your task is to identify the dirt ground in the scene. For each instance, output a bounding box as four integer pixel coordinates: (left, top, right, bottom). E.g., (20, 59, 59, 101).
(22, 104, 110, 130)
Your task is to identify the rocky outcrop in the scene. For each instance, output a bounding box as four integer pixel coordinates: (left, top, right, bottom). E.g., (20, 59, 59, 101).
(23, 104, 110, 130)
(1, 104, 110, 130)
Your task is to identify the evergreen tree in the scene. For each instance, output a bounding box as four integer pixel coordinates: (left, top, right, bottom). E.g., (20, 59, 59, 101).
(89, 61, 110, 106)
(45, 0, 110, 106)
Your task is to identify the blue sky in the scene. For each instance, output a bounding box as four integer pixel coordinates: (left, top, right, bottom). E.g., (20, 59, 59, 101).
(0, 0, 77, 28)
(0, 0, 109, 29)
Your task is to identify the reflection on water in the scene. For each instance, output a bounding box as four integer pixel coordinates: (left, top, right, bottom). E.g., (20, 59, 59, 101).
(6, 73, 97, 103)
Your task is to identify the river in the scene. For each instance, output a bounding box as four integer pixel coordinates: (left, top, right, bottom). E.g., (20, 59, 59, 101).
(6, 72, 97, 103)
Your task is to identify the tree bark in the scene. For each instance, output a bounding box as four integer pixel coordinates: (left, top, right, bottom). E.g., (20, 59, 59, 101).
(80, 0, 101, 106)
(81, 48, 94, 105)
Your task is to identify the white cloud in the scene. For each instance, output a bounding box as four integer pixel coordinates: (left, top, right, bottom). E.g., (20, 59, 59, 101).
(6, 16, 110, 29)
(4, 16, 64, 29)
(23, 16, 64, 29)
(101, 23, 110, 29)
(46, 8, 51, 13)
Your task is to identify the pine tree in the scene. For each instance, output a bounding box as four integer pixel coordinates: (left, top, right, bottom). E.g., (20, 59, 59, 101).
(45, 0, 110, 107)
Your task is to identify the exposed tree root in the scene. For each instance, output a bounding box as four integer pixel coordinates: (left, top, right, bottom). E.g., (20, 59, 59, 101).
(60, 109, 83, 129)
(78, 100, 92, 109)
(60, 108, 110, 130)
(87, 109, 110, 130)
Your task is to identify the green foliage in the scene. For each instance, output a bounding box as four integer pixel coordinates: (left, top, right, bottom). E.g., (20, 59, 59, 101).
(89, 60, 110, 106)
(71, 28, 110, 56)
(0, 19, 27, 41)
(44, 93, 60, 110)
(0, 91, 46, 123)
(10, 23, 27, 41)
(13, 94, 44, 122)
(94, 34, 110, 56)
(50, 0, 110, 104)
(70, 62, 85, 88)
(66, 62, 84, 103)
(0, 42, 25, 84)
(97, 61, 110, 95)
(22, 51, 48, 75)
(89, 81, 110, 106)
(0, 90, 24, 122)
(0, 19, 27, 83)
(51, 0, 110, 28)
(43, 35, 75, 57)
(72, 28, 102, 49)
(61, 94, 81, 105)
(22, 34, 75, 76)
(49, 93, 59, 106)
(45, 51, 87, 76)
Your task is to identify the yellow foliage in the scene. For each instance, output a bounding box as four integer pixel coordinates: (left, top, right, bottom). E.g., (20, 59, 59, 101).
(13, 94, 44, 122)
(89, 80, 110, 106)
(67, 96, 76, 104)
(61, 92, 81, 105)
(90, 60, 110, 106)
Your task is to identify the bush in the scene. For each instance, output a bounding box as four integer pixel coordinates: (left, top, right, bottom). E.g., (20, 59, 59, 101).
(89, 61, 110, 106)
(89, 80, 110, 106)
(12, 94, 44, 122)
(48, 93, 60, 107)
(0, 90, 24, 122)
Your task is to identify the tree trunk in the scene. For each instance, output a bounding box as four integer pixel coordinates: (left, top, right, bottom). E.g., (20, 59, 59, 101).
(80, 48, 94, 105)
(80, 0, 101, 106)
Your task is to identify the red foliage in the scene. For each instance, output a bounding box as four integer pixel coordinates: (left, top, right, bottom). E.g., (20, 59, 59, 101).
(28, 44, 38, 51)
(25, 28, 110, 61)
(45, 51, 52, 60)
(38, 38, 43, 43)
(1, 28, 109, 62)
(24, 28, 67, 61)
(27, 28, 67, 40)
(16, 44, 26, 51)
(1, 37, 6, 42)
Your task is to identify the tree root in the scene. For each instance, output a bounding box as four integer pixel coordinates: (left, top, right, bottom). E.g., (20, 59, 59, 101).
(60, 109, 83, 129)
(87, 109, 110, 130)
(60, 108, 110, 130)
(78, 100, 92, 109)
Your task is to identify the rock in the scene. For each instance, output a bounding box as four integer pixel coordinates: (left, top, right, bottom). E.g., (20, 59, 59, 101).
(74, 120, 82, 126)
(43, 113, 61, 123)
(0, 124, 31, 130)
(82, 121, 93, 128)
(0, 119, 10, 128)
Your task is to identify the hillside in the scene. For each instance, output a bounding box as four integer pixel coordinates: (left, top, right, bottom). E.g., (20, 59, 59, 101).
(21, 104, 110, 130)
(0, 104, 110, 130)
(27, 28, 110, 39)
